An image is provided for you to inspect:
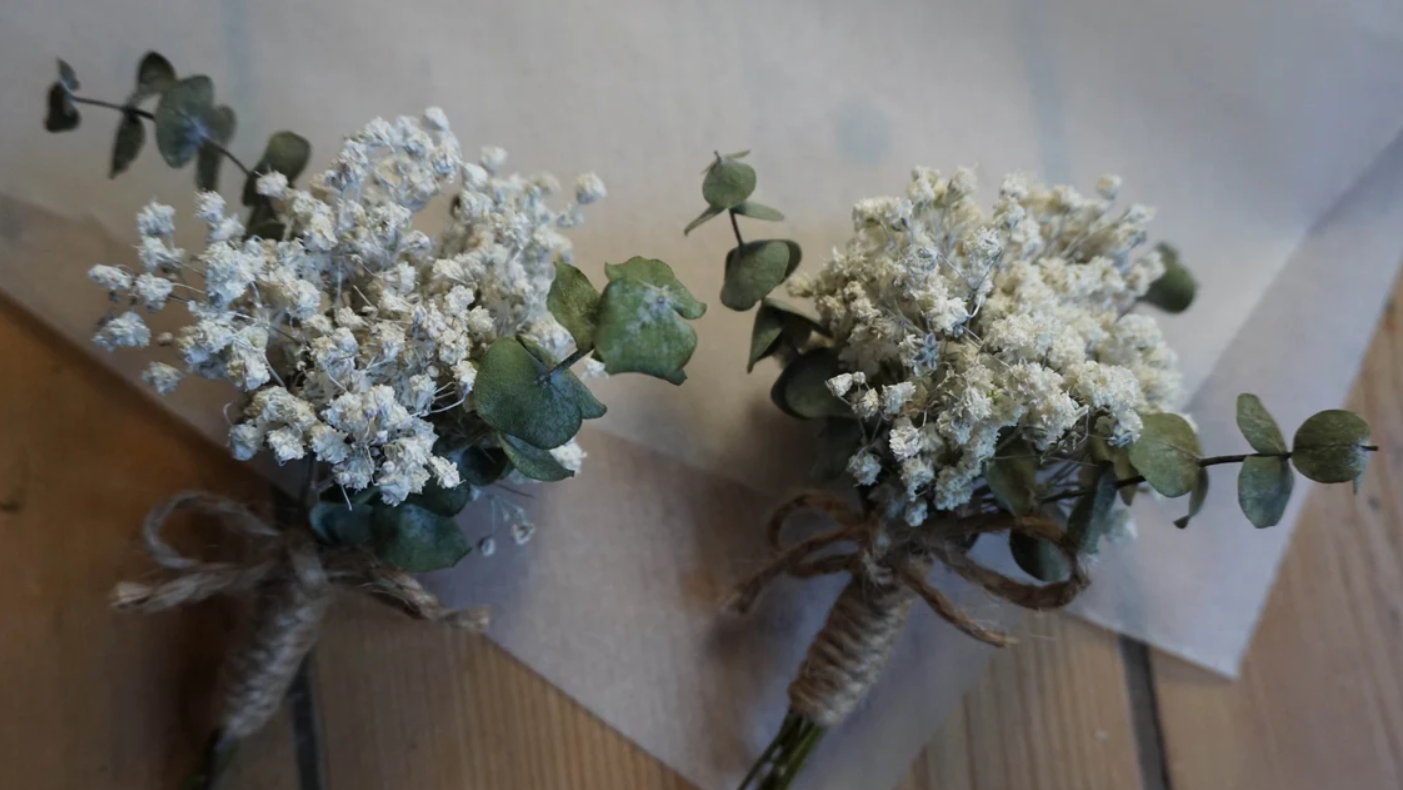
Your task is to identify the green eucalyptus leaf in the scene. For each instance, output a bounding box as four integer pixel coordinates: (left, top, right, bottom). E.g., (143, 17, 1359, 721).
(547, 261, 600, 351)
(370, 503, 470, 573)
(1010, 530, 1071, 583)
(684, 205, 724, 236)
(782, 240, 804, 278)
(811, 418, 864, 481)
(109, 113, 145, 177)
(57, 58, 79, 91)
(1236, 393, 1287, 454)
(721, 149, 751, 160)
(748, 299, 825, 372)
(721, 240, 790, 310)
(473, 337, 604, 450)
(403, 447, 479, 517)
(1173, 469, 1210, 529)
(702, 157, 757, 209)
(1238, 456, 1293, 528)
(733, 201, 784, 222)
(595, 257, 705, 383)
(458, 445, 511, 486)
(308, 500, 374, 547)
(132, 52, 176, 101)
(243, 131, 312, 205)
(771, 348, 850, 420)
(1127, 413, 1202, 497)
(499, 432, 573, 481)
(1143, 243, 1195, 313)
(1291, 409, 1372, 484)
(985, 440, 1039, 516)
(44, 83, 80, 132)
(154, 75, 214, 167)
(1067, 464, 1119, 555)
(1089, 436, 1138, 505)
(244, 198, 285, 242)
(195, 105, 235, 191)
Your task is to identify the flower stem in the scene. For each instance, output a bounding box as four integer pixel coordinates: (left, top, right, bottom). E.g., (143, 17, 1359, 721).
(737, 712, 826, 790)
(729, 208, 746, 247)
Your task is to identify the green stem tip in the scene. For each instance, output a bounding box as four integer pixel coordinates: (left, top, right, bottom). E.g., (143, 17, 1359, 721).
(182, 729, 240, 790)
(738, 711, 827, 790)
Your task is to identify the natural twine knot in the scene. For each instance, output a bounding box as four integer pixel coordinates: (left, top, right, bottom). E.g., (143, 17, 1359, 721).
(726, 492, 1089, 728)
(112, 491, 488, 742)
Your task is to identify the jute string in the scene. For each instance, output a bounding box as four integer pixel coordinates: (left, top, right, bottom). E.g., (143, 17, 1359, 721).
(111, 492, 488, 741)
(726, 492, 1089, 728)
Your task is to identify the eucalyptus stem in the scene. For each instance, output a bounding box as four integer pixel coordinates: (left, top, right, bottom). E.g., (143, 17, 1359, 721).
(543, 346, 592, 379)
(729, 208, 746, 247)
(69, 93, 252, 176)
(737, 712, 826, 790)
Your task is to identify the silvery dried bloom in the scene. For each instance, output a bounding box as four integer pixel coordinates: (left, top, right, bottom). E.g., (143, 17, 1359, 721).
(805, 168, 1182, 514)
(87, 109, 605, 506)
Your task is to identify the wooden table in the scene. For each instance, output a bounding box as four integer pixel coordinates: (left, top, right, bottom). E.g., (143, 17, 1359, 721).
(3, 278, 1401, 790)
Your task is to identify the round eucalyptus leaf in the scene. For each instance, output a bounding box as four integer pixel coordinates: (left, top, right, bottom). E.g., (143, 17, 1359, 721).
(547, 261, 600, 351)
(1238, 456, 1293, 528)
(44, 83, 80, 132)
(684, 205, 724, 236)
(1143, 243, 1195, 313)
(702, 158, 757, 209)
(473, 337, 604, 450)
(811, 418, 864, 481)
(154, 75, 214, 167)
(458, 445, 511, 486)
(1291, 409, 1371, 484)
(195, 105, 235, 191)
(733, 201, 785, 222)
(499, 433, 573, 482)
(1066, 464, 1119, 554)
(771, 348, 850, 420)
(1236, 393, 1287, 454)
(1173, 469, 1210, 529)
(748, 302, 786, 373)
(595, 257, 705, 384)
(109, 112, 145, 177)
(1010, 531, 1071, 583)
(243, 131, 313, 205)
(132, 52, 176, 101)
(985, 440, 1039, 516)
(308, 500, 374, 547)
(1127, 412, 1202, 497)
(781, 240, 803, 278)
(721, 240, 790, 310)
(370, 503, 470, 573)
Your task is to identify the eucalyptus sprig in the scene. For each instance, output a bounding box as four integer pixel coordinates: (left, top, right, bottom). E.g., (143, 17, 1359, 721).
(44, 54, 310, 237)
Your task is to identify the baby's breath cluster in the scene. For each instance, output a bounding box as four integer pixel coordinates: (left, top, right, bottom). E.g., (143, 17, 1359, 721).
(88, 108, 604, 505)
(789, 168, 1181, 520)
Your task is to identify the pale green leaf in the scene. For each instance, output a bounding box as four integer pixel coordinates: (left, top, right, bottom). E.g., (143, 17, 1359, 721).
(721, 240, 790, 310)
(154, 75, 214, 167)
(1173, 469, 1210, 529)
(242, 131, 312, 205)
(44, 83, 80, 132)
(1127, 412, 1202, 497)
(595, 257, 704, 383)
(684, 205, 724, 236)
(547, 261, 600, 351)
(56, 58, 79, 91)
(781, 239, 803, 278)
(195, 105, 235, 191)
(1067, 464, 1119, 554)
(771, 348, 849, 420)
(109, 113, 145, 178)
(499, 432, 572, 481)
(1143, 243, 1195, 313)
(811, 418, 864, 481)
(370, 504, 470, 572)
(748, 298, 826, 372)
(1291, 409, 1371, 484)
(1238, 456, 1293, 528)
(1236, 393, 1287, 454)
(702, 157, 756, 209)
(473, 337, 604, 450)
(132, 52, 176, 102)
(733, 201, 784, 221)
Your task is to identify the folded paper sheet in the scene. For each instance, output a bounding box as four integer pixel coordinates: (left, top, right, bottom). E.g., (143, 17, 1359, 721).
(3, 0, 1403, 786)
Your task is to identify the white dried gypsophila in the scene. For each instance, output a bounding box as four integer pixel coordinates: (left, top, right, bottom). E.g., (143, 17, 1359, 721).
(86, 107, 606, 505)
(799, 167, 1182, 519)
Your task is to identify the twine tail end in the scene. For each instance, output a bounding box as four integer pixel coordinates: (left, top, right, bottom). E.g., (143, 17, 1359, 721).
(182, 730, 240, 790)
(737, 712, 826, 790)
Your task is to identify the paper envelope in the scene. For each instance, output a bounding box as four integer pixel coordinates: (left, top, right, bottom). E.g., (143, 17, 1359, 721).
(3, 0, 1403, 787)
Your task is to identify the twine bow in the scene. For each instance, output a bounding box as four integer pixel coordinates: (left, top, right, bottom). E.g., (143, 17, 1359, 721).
(725, 492, 1090, 649)
(111, 491, 487, 743)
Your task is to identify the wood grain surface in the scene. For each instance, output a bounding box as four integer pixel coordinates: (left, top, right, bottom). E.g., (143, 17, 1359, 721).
(2, 265, 1401, 790)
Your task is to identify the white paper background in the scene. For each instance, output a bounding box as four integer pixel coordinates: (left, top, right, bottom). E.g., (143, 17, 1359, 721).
(4, 0, 1403, 787)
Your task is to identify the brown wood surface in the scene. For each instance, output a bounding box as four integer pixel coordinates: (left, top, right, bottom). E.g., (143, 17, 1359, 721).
(2, 266, 1401, 790)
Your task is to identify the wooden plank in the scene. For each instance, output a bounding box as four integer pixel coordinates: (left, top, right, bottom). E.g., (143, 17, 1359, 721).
(1152, 288, 1403, 789)
(898, 615, 1147, 790)
(0, 298, 299, 790)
